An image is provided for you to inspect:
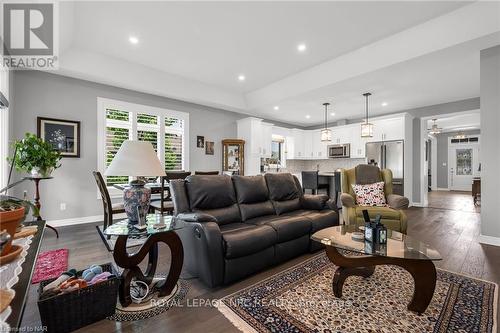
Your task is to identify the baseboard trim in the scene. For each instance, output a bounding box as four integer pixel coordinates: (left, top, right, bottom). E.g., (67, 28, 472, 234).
(48, 213, 127, 227)
(411, 202, 424, 207)
(436, 188, 450, 191)
(478, 234, 500, 247)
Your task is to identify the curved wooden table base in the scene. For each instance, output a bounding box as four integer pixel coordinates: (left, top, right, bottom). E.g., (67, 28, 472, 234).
(114, 231, 184, 307)
(326, 246, 436, 314)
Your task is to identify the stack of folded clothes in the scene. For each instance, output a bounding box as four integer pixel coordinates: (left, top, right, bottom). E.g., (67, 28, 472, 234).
(40, 265, 116, 299)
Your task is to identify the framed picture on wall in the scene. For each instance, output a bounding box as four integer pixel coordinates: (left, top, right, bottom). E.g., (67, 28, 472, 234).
(197, 136, 205, 148)
(205, 141, 214, 155)
(37, 117, 81, 158)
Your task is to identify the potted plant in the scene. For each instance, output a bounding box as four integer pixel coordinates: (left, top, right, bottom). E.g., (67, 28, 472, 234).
(0, 196, 38, 255)
(8, 133, 61, 177)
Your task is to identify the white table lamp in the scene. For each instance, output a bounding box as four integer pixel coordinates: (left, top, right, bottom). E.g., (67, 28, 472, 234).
(105, 140, 166, 222)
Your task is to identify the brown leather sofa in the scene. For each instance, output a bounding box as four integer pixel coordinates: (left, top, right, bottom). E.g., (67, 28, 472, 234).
(170, 173, 339, 287)
(340, 165, 409, 233)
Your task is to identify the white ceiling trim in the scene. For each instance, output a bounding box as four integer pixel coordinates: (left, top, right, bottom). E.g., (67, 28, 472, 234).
(245, 1, 500, 110)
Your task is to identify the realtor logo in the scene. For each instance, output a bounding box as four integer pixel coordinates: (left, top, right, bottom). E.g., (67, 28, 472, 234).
(2, 2, 58, 69)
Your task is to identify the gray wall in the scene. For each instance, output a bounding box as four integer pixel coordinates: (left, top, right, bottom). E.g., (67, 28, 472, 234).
(9, 71, 250, 221)
(435, 130, 480, 189)
(480, 45, 500, 240)
(412, 118, 421, 202)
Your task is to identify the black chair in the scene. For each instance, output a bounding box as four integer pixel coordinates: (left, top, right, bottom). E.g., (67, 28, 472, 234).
(301, 171, 329, 196)
(93, 171, 125, 230)
(195, 171, 219, 175)
(151, 171, 191, 215)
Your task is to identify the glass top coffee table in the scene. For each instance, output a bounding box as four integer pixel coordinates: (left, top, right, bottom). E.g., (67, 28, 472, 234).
(311, 225, 442, 314)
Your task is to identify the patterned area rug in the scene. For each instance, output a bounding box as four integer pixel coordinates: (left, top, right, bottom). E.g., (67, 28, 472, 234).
(32, 249, 68, 284)
(217, 252, 498, 333)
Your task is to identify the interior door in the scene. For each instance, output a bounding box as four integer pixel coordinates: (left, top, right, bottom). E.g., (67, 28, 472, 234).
(448, 144, 479, 191)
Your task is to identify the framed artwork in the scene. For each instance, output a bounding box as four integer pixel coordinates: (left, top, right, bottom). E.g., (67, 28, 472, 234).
(205, 141, 214, 155)
(37, 117, 80, 158)
(222, 139, 245, 175)
(197, 136, 205, 148)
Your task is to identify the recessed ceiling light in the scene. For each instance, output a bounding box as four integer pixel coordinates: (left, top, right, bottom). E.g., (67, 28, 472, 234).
(129, 36, 139, 44)
(381, 102, 388, 107)
(238, 74, 246, 82)
(330, 112, 335, 116)
(305, 115, 311, 119)
(297, 43, 307, 52)
(273, 106, 279, 110)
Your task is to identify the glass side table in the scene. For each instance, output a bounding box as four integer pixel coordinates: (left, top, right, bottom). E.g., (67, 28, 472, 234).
(104, 214, 185, 307)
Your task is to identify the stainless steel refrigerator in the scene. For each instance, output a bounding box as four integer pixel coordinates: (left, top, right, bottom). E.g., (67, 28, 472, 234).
(365, 140, 404, 195)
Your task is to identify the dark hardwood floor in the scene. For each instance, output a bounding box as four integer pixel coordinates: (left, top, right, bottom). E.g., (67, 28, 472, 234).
(20, 192, 499, 332)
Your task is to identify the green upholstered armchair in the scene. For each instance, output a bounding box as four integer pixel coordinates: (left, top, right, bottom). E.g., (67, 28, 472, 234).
(340, 164, 409, 233)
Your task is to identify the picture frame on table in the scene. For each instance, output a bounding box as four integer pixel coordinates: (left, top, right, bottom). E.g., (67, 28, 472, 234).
(37, 117, 81, 158)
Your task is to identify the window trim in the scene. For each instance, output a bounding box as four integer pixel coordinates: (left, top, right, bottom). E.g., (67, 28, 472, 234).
(97, 97, 190, 198)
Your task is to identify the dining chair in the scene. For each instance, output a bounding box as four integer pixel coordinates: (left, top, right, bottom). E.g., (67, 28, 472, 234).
(301, 171, 329, 196)
(150, 171, 191, 215)
(194, 171, 219, 175)
(93, 171, 125, 230)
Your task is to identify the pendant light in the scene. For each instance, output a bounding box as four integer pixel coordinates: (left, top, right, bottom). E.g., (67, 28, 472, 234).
(361, 92, 373, 138)
(321, 102, 332, 142)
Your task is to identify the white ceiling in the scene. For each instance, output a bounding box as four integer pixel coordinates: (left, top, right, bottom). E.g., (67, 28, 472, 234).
(54, 1, 500, 126)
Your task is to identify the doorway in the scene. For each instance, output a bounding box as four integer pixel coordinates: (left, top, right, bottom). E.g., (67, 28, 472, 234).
(448, 140, 480, 191)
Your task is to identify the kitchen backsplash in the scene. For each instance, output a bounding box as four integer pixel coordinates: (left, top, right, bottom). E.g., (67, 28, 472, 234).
(285, 158, 366, 173)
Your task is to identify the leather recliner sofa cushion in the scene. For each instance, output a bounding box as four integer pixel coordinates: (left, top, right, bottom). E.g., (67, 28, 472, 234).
(264, 173, 302, 215)
(186, 175, 241, 225)
(245, 215, 311, 242)
(283, 210, 338, 233)
(232, 175, 275, 221)
(220, 223, 277, 259)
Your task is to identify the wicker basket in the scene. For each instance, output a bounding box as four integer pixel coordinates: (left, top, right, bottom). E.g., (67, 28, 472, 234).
(37, 263, 120, 333)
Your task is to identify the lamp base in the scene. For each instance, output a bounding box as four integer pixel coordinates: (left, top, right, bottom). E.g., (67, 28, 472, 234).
(123, 181, 151, 222)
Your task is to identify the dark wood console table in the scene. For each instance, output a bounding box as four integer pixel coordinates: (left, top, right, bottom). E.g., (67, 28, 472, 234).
(5, 221, 46, 329)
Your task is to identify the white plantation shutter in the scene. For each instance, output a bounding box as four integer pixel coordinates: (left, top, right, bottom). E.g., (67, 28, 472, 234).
(165, 117, 184, 171)
(105, 109, 131, 186)
(100, 101, 188, 189)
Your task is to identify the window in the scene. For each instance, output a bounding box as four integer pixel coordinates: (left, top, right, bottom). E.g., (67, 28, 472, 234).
(98, 98, 189, 192)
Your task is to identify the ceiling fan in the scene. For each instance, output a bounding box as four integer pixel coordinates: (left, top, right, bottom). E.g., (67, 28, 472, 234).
(427, 119, 442, 135)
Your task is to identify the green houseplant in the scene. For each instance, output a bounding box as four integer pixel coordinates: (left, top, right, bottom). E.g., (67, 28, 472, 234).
(8, 133, 62, 177)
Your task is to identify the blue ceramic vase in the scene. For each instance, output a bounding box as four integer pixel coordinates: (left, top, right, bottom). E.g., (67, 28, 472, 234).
(123, 181, 151, 222)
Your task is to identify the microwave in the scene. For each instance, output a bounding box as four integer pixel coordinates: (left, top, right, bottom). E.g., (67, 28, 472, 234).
(328, 144, 350, 158)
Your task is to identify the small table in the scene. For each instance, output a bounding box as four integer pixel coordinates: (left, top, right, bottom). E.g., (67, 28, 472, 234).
(24, 177, 58, 238)
(104, 215, 184, 307)
(311, 225, 442, 314)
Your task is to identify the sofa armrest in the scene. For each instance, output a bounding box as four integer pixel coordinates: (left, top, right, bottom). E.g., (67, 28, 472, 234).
(176, 220, 224, 287)
(176, 212, 217, 223)
(387, 194, 409, 210)
(302, 194, 329, 210)
(340, 193, 356, 208)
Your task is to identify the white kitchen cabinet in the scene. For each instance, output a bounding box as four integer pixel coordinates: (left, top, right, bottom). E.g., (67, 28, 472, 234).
(371, 117, 404, 142)
(348, 124, 367, 158)
(303, 131, 314, 159)
(311, 130, 328, 159)
(261, 122, 273, 158)
(291, 129, 305, 159)
(331, 126, 350, 145)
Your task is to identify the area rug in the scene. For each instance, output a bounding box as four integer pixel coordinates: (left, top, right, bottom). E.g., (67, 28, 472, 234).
(108, 279, 190, 321)
(217, 252, 497, 333)
(31, 249, 68, 284)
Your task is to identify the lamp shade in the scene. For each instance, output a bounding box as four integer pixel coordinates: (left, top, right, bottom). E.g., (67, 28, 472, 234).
(104, 140, 166, 177)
